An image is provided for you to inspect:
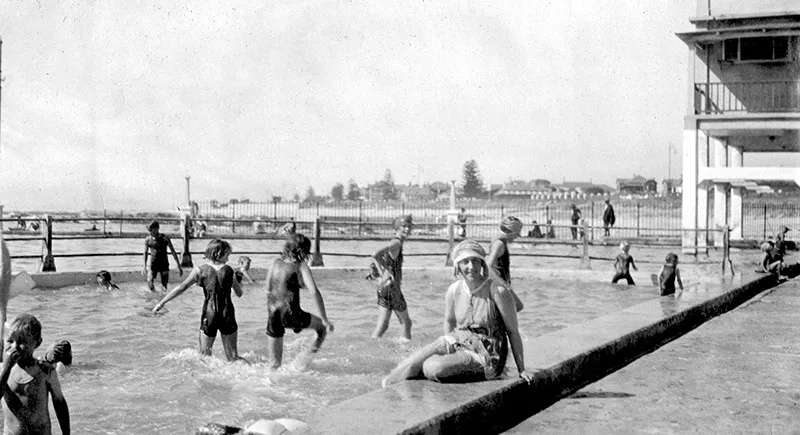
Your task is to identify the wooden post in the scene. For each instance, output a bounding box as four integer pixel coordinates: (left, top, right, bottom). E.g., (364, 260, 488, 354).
(103, 209, 107, 234)
(579, 220, 591, 269)
(310, 218, 324, 266)
(119, 210, 123, 235)
(0, 205, 4, 232)
(40, 215, 56, 272)
(358, 200, 363, 236)
(636, 203, 641, 238)
(722, 226, 734, 276)
(180, 213, 193, 268)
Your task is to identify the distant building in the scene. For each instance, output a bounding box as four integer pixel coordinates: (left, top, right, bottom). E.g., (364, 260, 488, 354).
(662, 179, 682, 196)
(396, 184, 434, 202)
(616, 175, 657, 196)
(493, 180, 551, 200)
(555, 182, 614, 196)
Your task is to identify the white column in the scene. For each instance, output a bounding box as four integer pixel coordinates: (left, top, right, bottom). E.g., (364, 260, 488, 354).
(729, 146, 743, 240)
(697, 131, 709, 254)
(712, 137, 728, 247)
(682, 127, 699, 253)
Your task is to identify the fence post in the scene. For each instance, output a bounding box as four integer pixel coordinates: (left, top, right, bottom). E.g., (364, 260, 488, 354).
(103, 209, 107, 234)
(316, 202, 320, 218)
(231, 203, 236, 233)
(180, 213, 193, 268)
(579, 220, 591, 269)
(40, 215, 56, 272)
(311, 218, 324, 266)
(590, 201, 595, 241)
(722, 225, 734, 276)
(445, 181, 457, 266)
(358, 200, 363, 236)
(119, 210, 123, 235)
(636, 203, 641, 238)
(545, 205, 550, 223)
(763, 204, 767, 240)
(0, 205, 4, 231)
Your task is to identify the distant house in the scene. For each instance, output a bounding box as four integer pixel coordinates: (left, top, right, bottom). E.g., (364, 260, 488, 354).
(397, 184, 434, 201)
(555, 182, 615, 196)
(493, 180, 552, 200)
(662, 178, 682, 196)
(617, 175, 658, 195)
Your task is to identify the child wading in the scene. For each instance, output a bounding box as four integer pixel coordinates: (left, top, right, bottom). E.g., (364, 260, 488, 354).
(152, 239, 246, 363)
(371, 215, 413, 340)
(265, 234, 333, 369)
(657, 253, 684, 296)
(611, 241, 638, 285)
(0, 314, 70, 435)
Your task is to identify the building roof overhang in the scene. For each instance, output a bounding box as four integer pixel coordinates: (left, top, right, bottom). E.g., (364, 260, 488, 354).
(676, 21, 800, 44)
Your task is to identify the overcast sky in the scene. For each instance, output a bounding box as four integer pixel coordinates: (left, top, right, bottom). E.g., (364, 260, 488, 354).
(0, 0, 705, 212)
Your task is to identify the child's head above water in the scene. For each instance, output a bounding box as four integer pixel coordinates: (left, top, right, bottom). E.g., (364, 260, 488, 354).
(204, 239, 233, 263)
(147, 220, 160, 235)
(96, 270, 113, 284)
(7, 314, 43, 356)
(282, 233, 311, 262)
(619, 241, 630, 252)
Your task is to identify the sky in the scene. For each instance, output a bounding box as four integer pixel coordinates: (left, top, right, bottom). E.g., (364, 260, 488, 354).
(0, 0, 704, 212)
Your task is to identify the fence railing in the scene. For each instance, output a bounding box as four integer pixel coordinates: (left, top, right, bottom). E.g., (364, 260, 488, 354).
(694, 81, 800, 114)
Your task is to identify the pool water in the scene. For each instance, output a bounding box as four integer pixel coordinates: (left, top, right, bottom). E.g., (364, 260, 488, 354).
(4, 269, 670, 434)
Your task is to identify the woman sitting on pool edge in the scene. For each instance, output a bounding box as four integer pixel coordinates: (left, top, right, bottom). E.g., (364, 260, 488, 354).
(382, 239, 534, 387)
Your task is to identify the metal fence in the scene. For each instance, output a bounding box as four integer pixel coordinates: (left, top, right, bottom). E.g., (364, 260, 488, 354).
(194, 198, 797, 242)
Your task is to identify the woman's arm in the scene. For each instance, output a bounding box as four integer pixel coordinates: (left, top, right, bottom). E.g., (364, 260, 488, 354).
(372, 239, 401, 278)
(231, 272, 243, 297)
(443, 284, 457, 335)
(166, 238, 183, 276)
(300, 262, 332, 330)
(676, 268, 684, 290)
(152, 268, 199, 313)
(485, 240, 504, 276)
(48, 370, 70, 435)
(493, 284, 533, 383)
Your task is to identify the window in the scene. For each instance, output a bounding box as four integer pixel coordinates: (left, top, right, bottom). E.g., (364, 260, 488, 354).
(722, 36, 792, 63)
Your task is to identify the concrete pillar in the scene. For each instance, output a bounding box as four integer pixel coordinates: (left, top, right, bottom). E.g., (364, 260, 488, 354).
(697, 133, 709, 254)
(681, 127, 699, 253)
(729, 146, 743, 240)
(712, 137, 728, 247)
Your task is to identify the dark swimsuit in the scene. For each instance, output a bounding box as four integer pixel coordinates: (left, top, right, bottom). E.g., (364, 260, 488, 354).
(266, 260, 312, 338)
(197, 264, 238, 337)
(376, 238, 407, 312)
(491, 239, 511, 285)
(660, 264, 677, 296)
(146, 234, 171, 272)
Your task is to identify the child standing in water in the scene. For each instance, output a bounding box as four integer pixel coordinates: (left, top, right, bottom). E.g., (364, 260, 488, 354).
(611, 241, 638, 285)
(486, 216, 525, 312)
(371, 215, 414, 340)
(142, 220, 183, 291)
(657, 253, 684, 296)
(0, 314, 70, 435)
(265, 234, 333, 369)
(152, 239, 246, 363)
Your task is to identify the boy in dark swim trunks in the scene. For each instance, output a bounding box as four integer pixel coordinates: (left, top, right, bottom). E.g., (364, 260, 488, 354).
(152, 239, 246, 363)
(371, 214, 413, 340)
(265, 234, 333, 369)
(142, 220, 183, 291)
(0, 314, 70, 435)
(657, 253, 683, 296)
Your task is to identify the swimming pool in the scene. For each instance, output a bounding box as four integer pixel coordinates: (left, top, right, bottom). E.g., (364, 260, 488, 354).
(4, 268, 679, 434)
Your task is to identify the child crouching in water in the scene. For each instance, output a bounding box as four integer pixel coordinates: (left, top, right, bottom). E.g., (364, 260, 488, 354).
(152, 239, 247, 363)
(266, 233, 333, 369)
(658, 253, 684, 296)
(1, 314, 70, 435)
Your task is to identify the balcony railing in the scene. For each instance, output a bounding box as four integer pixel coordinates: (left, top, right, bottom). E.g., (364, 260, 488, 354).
(694, 81, 800, 114)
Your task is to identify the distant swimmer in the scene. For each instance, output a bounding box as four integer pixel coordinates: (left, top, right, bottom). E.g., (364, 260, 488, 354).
(96, 270, 120, 291)
(152, 239, 247, 363)
(265, 234, 333, 369)
(142, 220, 183, 291)
(657, 253, 683, 296)
(370, 215, 413, 340)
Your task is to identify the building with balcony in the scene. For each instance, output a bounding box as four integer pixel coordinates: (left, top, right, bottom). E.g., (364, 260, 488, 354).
(676, 1, 800, 252)
(616, 175, 658, 196)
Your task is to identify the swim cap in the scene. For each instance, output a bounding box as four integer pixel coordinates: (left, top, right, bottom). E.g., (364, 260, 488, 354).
(500, 216, 523, 235)
(393, 214, 413, 229)
(451, 239, 486, 264)
(45, 340, 72, 366)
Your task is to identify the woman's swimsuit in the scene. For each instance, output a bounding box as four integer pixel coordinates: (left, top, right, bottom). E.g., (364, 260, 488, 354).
(490, 239, 511, 285)
(266, 260, 312, 338)
(146, 233, 171, 272)
(197, 264, 238, 337)
(445, 278, 509, 379)
(660, 264, 677, 296)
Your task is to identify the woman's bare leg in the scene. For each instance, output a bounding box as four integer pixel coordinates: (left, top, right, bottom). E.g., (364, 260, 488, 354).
(372, 306, 392, 338)
(382, 337, 448, 388)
